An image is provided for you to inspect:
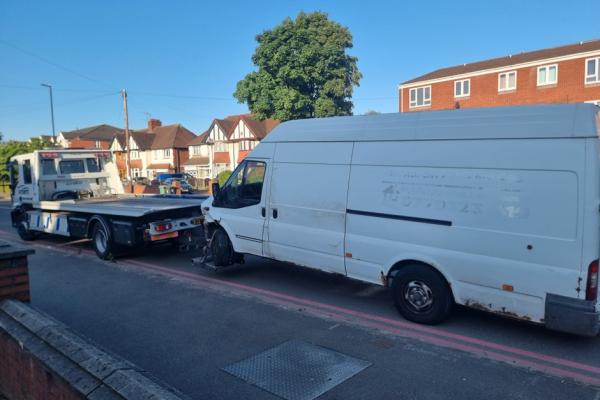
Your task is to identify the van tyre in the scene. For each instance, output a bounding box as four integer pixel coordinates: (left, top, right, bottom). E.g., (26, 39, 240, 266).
(92, 223, 114, 260)
(391, 264, 453, 325)
(211, 228, 234, 266)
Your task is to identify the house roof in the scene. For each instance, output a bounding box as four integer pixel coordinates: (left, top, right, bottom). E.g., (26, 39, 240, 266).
(187, 130, 210, 146)
(215, 115, 244, 136)
(113, 124, 197, 151)
(263, 104, 600, 143)
(184, 156, 210, 166)
(60, 124, 122, 141)
(240, 115, 280, 139)
(148, 124, 197, 149)
(403, 39, 600, 85)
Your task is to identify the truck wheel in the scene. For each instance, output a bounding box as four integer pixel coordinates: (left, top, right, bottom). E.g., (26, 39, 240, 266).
(211, 228, 233, 266)
(391, 264, 453, 325)
(92, 223, 114, 260)
(17, 222, 35, 241)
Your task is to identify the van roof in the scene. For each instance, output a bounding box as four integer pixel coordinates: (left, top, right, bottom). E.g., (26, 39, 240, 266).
(262, 103, 599, 143)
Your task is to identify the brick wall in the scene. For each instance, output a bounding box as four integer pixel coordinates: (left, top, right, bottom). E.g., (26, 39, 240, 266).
(0, 256, 30, 302)
(400, 56, 600, 112)
(0, 300, 187, 400)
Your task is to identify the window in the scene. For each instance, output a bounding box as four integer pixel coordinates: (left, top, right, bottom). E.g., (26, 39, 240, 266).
(192, 146, 201, 156)
(130, 150, 140, 159)
(213, 160, 266, 209)
(86, 158, 103, 173)
(537, 64, 558, 86)
(586, 57, 600, 84)
(132, 168, 141, 178)
(215, 142, 228, 152)
(240, 141, 256, 151)
(163, 149, 171, 158)
(59, 160, 85, 174)
(454, 79, 470, 98)
(409, 86, 431, 108)
(41, 159, 57, 175)
(498, 71, 517, 91)
(22, 160, 32, 184)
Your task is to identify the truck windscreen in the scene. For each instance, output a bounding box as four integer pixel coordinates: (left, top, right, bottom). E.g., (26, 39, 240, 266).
(59, 160, 85, 174)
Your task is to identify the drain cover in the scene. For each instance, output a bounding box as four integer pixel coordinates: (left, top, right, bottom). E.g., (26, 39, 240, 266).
(222, 339, 371, 400)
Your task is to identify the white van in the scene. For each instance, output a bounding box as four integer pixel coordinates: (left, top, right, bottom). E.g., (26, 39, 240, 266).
(201, 103, 600, 336)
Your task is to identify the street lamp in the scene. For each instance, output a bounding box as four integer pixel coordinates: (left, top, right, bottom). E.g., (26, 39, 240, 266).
(40, 83, 55, 143)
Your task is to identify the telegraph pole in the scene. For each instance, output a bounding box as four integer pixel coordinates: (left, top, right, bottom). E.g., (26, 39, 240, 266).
(40, 83, 56, 143)
(121, 89, 132, 187)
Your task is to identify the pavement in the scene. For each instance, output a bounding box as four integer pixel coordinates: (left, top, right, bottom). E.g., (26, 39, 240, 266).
(1, 200, 599, 399)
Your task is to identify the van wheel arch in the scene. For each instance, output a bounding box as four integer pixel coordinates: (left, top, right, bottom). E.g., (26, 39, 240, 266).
(388, 260, 452, 288)
(205, 222, 243, 266)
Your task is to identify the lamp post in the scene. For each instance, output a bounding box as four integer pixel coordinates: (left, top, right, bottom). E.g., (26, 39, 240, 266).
(40, 83, 56, 143)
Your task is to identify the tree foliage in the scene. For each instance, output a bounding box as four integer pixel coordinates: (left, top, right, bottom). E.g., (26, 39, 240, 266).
(217, 170, 232, 187)
(234, 11, 362, 121)
(0, 138, 51, 181)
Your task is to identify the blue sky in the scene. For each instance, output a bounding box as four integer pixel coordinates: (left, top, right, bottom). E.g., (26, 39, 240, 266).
(1, 0, 599, 140)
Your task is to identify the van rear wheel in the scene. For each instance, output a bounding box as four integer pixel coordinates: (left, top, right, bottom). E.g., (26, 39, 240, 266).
(391, 264, 453, 325)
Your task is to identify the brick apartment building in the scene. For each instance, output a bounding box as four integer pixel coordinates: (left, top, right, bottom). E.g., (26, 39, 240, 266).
(399, 39, 600, 112)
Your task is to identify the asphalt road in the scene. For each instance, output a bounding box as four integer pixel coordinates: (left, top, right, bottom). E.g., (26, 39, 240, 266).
(1, 200, 600, 399)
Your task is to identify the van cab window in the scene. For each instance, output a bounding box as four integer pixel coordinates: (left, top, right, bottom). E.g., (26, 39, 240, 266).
(214, 160, 266, 209)
(22, 160, 32, 184)
(59, 160, 85, 174)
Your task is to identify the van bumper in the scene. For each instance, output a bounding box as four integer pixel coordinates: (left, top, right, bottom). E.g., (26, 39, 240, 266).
(545, 293, 600, 336)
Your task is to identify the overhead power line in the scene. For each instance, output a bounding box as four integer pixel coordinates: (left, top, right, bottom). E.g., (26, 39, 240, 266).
(0, 38, 116, 89)
(0, 91, 120, 118)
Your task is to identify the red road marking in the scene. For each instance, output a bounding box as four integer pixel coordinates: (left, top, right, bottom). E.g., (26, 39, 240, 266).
(2, 229, 600, 386)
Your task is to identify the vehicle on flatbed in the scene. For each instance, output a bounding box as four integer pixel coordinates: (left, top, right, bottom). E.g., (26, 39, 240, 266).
(8, 149, 205, 259)
(200, 103, 600, 336)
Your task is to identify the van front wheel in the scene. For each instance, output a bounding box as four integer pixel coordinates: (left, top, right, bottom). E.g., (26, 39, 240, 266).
(211, 228, 233, 266)
(391, 264, 453, 325)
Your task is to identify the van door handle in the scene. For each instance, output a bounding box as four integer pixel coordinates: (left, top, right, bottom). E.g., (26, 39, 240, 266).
(261, 207, 266, 217)
(272, 208, 278, 219)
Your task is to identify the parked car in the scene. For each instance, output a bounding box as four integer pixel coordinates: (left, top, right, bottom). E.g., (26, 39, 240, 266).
(200, 103, 600, 336)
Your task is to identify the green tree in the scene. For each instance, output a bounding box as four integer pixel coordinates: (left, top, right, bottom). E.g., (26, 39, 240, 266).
(217, 170, 232, 187)
(0, 137, 51, 181)
(364, 110, 381, 115)
(234, 11, 362, 121)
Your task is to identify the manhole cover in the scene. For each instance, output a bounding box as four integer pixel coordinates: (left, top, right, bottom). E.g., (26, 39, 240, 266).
(222, 339, 371, 400)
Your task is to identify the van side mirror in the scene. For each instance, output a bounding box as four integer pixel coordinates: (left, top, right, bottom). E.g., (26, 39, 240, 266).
(211, 182, 220, 197)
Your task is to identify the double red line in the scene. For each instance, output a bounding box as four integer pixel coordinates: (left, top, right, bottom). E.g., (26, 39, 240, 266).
(2, 229, 600, 387)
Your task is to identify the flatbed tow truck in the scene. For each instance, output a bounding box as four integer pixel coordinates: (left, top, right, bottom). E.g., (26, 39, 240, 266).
(8, 149, 206, 259)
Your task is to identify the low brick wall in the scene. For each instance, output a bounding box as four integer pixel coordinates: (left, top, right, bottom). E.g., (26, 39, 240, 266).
(0, 300, 188, 400)
(0, 241, 34, 303)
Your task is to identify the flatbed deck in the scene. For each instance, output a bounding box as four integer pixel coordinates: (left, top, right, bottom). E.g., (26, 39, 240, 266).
(36, 194, 208, 218)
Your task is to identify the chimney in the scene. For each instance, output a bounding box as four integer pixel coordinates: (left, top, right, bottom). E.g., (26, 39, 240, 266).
(147, 118, 162, 132)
